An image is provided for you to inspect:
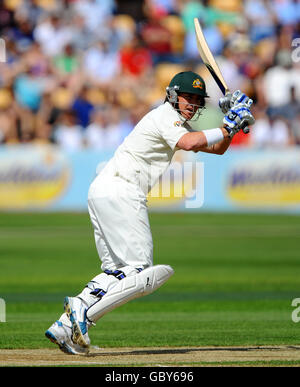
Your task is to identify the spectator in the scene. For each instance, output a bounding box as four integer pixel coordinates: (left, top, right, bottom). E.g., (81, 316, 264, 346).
(83, 40, 120, 85)
(67, 14, 97, 51)
(230, 129, 251, 147)
(21, 42, 50, 77)
(14, 0, 59, 26)
(72, 0, 115, 34)
(180, 0, 236, 60)
(250, 107, 294, 148)
(146, 0, 177, 15)
(35, 92, 62, 143)
(249, 107, 272, 147)
(140, 4, 173, 65)
(272, 0, 300, 27)
(0, 2, 15, 34)
(53, 109, 84, 150)
(0, 88, 18, 143)
(71, 85, 95, 129)
(84, 106, 124, 150)
(269, 116, 295, 147)
(263, 50, 300, 116)
(279, 86, 300, 121)
(106, 104, 133, 143)
(84, 108, 108, 150)
(280, 86, 300, 145)
(119, 35, 153, 77)
(9, 15, 35, 53)
(13, 66, 47, 112)
(291, 112, 300, 145)
(244, 0, 277, 43)
(33, 14, 73, 57)
(53, 44, 80, 76)
(111, 14, 137, 50)
(204, 43, 246, 106)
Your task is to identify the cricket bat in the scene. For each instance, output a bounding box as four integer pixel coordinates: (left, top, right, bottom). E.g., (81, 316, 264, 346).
(194, 18, 249, 134)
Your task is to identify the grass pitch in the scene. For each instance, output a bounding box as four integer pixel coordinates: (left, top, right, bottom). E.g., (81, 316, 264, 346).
(0, 211, 300, 357)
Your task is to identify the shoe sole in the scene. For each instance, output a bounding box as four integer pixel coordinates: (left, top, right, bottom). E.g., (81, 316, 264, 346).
(64, 297, 90, 349)
(45, 329, 76, 355)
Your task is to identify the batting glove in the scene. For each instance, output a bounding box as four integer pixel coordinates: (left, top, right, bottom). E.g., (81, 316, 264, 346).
(219, 92, 232, 114)
(223, 103, 255, 138)
(231, 90, 253, 109)
(219, 90, 253, 114)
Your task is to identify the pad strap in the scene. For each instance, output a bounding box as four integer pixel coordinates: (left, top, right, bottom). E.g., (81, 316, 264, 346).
(89, 288, 107, 299)
(104, 269, 126, 280)
(104, 267, 143, 280)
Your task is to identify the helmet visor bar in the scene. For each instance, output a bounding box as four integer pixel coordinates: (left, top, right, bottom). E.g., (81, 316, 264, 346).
(166, 89, 206, 121)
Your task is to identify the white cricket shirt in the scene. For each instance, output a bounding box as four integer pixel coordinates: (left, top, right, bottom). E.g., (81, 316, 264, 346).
(100, 102, 193, 195)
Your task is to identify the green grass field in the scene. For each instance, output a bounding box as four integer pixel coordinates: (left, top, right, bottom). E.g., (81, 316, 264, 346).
(0, 211, 300, 364)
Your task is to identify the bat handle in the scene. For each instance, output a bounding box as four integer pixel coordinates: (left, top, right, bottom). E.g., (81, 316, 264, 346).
(241, 99, 253, 134)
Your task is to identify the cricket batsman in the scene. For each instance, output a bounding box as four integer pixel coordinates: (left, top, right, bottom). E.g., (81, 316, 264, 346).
(45, 71, 255, 354)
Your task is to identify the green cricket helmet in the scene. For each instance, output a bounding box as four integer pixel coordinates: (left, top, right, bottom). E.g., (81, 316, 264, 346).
(166, 71, 209, 121)
(168, 71, 209, 98)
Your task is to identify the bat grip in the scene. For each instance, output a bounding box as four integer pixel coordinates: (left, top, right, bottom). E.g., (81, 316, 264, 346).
(241, 120, 250, 134)
(241, 99, 253, 134)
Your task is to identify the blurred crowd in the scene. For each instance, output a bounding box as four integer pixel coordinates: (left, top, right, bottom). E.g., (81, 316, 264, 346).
(0, 0, 299, 150)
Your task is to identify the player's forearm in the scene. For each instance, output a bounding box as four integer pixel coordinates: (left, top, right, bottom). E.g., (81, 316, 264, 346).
(208, 127, 232, 155)
(176, 131, 208, 151)
(177, 127, 231, 154)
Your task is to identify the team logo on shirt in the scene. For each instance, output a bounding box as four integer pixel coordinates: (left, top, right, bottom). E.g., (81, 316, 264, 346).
(174, 120, 183, 127)
(192, 79, 203, 89)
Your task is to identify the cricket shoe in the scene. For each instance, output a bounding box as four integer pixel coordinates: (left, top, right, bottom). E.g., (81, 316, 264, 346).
(45, 318, 88, 355)
(64, 296, 91, 349)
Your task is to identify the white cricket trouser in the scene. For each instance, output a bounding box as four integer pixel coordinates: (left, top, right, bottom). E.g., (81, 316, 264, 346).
(87, 173, 153, 271)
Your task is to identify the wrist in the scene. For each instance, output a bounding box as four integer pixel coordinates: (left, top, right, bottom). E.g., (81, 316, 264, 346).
(202, 128, 224, 146)
(221, 126, 233, 139)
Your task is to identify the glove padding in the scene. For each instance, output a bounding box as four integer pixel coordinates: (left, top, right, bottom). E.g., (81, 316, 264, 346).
(223, 103, 255, 138)
(219, 90, 253, 114)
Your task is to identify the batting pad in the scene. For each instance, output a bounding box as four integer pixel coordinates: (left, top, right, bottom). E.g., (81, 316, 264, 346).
(86, 265, 174, 323)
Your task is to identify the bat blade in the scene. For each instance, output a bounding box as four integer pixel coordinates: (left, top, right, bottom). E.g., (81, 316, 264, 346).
(194, 18, 229, 96)
(194, 17, 250, 134)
